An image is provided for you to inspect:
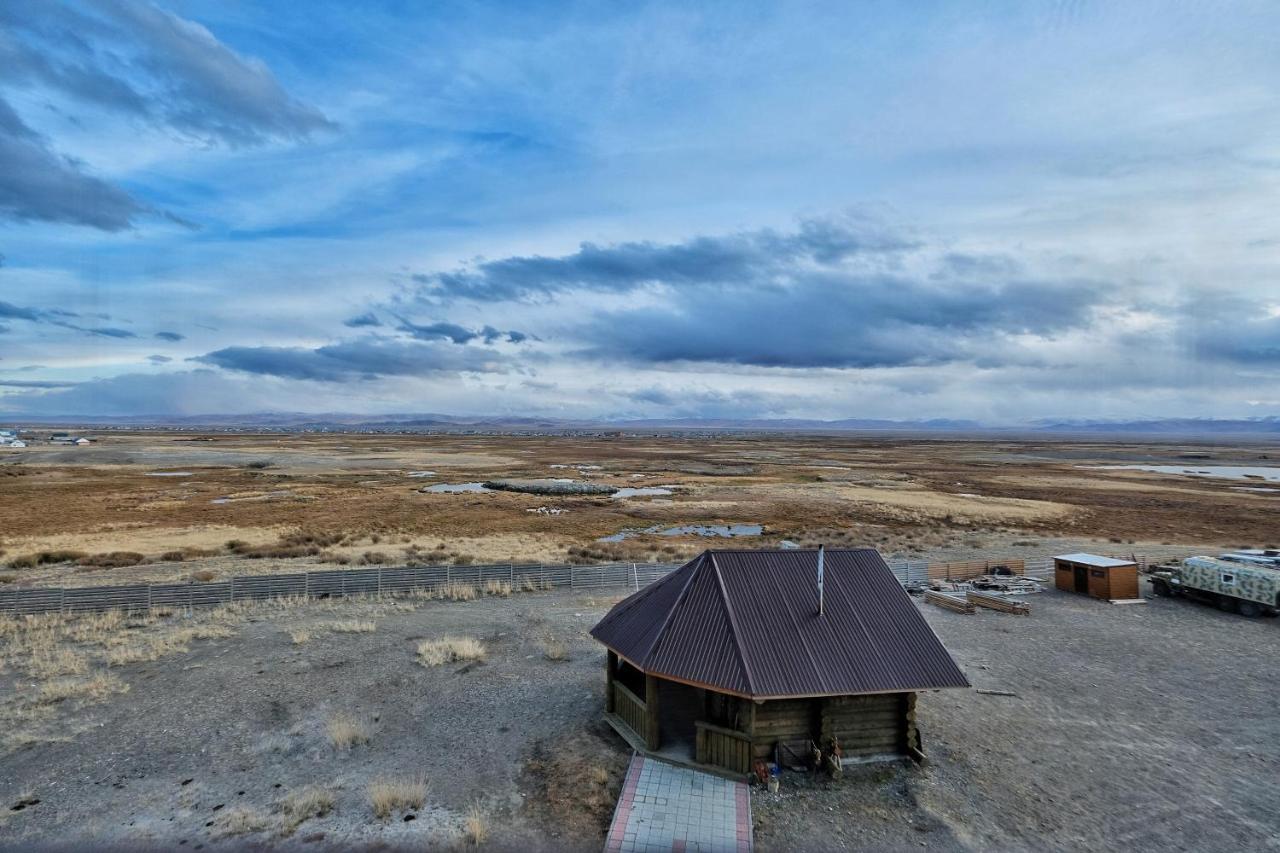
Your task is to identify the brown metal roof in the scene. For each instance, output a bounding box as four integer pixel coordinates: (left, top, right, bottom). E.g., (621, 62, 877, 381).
(590, 548, 970, 699)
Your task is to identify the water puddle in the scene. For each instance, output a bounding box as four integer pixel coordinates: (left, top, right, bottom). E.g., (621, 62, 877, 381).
(1235, 487, 1280, 493)
(406, 471, 437, 478)
(1082, 464, 1280, 482)
(147, 471, 194, 477)
(600, 523, 763, 542)
(421, 482, 491, 493)
(611, 487, 676, 499)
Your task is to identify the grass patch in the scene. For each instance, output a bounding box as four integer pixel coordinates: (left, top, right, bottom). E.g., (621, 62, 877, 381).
(540, 638, 569, 661)
(437, 583, 478, 601)
(278, 785, 335, 835)
(38, 672, 129, 705)
(326, 712, 371, 749)
(417, 636, 485, 667)
(7, 550, 86, 569)
(326, 620, 376, 634)
(289, 629, 312, 645)
(76, 551, 145, 570)
(212, 805, 271, 838)
(464, 803, 489, 845)
(368, 776, 427, 819)
(483, 579, 512, 597)
(189, 569, 217, 582)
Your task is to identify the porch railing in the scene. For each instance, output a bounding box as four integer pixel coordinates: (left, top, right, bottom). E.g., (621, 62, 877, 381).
(612, 681, 648, 744)
(695, 720, 753, 774)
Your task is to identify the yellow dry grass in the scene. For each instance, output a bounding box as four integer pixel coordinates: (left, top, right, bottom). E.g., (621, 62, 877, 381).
(289, 629, 312, 645)
(325, 619, 376, 633)
(368, 776, 427, 819)
(482, 579, 512, 597)
(464, 803, 489, 845)
(278, 785, 335, 835)
(37, 672, 129, 705)
(211, 805, 271, 838)
(417, 636, 485, 667)
(326, 712, 371, 749)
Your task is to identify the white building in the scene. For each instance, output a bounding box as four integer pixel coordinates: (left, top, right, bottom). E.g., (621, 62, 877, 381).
(8, 439, 26, 448)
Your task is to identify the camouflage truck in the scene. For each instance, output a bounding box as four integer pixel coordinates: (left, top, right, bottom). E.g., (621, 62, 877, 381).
(1149, 556, 1280, 617)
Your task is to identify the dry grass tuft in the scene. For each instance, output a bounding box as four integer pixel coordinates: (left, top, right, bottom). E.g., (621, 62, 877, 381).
(189, 569, 217, 582)
(464, 803, 489, 845)
(326, 620, 376, 633)
(368, 776, 427, 819)
(540, 638, 569, 662)
(212, 805, 271, 838)
(417, 636, 485, 667)
(326, 712, 371, 749)
(289, 629, 312, 645)
(278, 785, 335, 834)
(483, 579, 512, 597)
(437, 582, 479, 601)
(27, 646, 89, 679)
(519, 576, 553, 593)
(37, 672, 129, 705)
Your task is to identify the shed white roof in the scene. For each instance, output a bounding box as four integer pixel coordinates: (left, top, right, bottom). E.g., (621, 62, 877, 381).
(1054, 553, 1135, 568)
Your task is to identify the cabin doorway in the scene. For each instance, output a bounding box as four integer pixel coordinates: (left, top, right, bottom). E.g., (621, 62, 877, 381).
(1074, 566, 1088, 593)
(655, 679, 702, 760)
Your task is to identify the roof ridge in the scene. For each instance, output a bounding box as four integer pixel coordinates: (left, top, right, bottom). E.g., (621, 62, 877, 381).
(640, 552, 705, 666)
(707, 552, 758, 696)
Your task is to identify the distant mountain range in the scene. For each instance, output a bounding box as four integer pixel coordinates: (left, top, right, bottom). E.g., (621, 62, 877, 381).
(2, 412, 1278, 437)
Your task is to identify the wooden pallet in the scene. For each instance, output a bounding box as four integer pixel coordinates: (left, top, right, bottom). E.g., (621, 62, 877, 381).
(924, 590, 975, 614)
(966, 591, 1030, 615)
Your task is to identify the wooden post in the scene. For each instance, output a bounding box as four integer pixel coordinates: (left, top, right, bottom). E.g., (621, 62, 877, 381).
(606, 651, 617, 713)
(645, 673, 660, 750)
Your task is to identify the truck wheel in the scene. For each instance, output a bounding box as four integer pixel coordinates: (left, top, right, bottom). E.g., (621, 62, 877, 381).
(1237, 601, 1262, 618)
(1216, 596, 1238, 614)
(1151, 579, 1170, 597)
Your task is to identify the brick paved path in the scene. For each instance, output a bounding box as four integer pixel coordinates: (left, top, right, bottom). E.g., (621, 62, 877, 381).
(605, 754, 752, 853)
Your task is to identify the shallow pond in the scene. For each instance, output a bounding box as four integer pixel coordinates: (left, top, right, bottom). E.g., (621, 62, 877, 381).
(421, 482, 491, 493)
(611, 487, 675, 499)
(1082, 464, 1280, 482)
(147, 471, 194, 477)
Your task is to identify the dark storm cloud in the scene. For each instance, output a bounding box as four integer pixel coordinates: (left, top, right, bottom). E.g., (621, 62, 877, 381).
(577, 272, 1105, 368)
(195, 337, 512, 382)
(395, 318, 479, 344)
(0, 299, 42, 322)
(1183, 298, 1280, 364)
(0, 296, 143, 338)
(0, 96, 149, 231)
(83, 326, 136, 339)
(0, 0, 333, 230)
(343, 312, 382, 328)
(154, 331, 185, 341)
(410, 215, 918, 302)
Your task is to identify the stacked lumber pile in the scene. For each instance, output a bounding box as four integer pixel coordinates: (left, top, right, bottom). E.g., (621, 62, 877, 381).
(924, 590, 975, 614)
(966, 591, 1031, 615)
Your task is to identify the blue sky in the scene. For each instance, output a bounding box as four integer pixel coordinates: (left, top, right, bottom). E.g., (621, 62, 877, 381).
(2, 0, 1279, 422)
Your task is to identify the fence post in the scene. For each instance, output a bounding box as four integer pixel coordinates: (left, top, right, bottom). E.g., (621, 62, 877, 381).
(304, 572, 310, 600)
(147, 585, 153, 611)
(632, 563, 638, 592)
(570, 565, 577, 590)
(378, 566, 383, 598)
(230, 575, 237, 603)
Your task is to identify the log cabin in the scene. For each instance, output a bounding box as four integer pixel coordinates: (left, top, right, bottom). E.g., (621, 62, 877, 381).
(590, 547, 970, 777)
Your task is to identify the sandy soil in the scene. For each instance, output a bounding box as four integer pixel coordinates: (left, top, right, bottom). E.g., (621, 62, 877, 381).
(2, 432, 1277, 589)
(1, 579, 1275, 851)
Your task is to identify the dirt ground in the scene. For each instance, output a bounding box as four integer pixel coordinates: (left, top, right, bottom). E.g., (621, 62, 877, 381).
(3, 432, 1278, 588)
(1, 579, 1276, 852)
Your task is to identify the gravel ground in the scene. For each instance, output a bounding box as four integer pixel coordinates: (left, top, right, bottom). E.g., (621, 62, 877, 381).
(753, 577, 1280, 852)
(2, 579, 1276, 851)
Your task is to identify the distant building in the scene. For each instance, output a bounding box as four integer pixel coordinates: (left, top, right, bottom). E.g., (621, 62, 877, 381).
(8, 439, 26, 448)
(1053, 553, 1140, 601)
(74, 437, 91, 445)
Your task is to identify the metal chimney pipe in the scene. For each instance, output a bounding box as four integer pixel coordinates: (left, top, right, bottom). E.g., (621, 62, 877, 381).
(817, 544, 825, 616)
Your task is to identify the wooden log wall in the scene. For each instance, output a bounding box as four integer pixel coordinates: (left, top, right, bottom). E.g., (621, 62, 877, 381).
(820, 694, 906, 759)
(747, 698, 818, 761)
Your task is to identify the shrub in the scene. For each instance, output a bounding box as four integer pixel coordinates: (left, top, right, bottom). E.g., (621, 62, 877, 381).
(326, 713, 371, 749)
(189, 570, 217, 583)
(289, 629, 311, 645)
(76, 551, 145, 569)
(483, 580, 512, 597)
(160, 550, 186, 562)
(8, 550, 87, 569)
(437, 583, 478, 602)
(360, 551, 390, 565)
(417, 636, 485, 667)
(368, 777, 427, 819)
(212, 806, 271, 838)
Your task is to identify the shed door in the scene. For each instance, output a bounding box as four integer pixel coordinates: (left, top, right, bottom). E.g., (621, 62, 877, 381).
(1073, 565, 1088, 593)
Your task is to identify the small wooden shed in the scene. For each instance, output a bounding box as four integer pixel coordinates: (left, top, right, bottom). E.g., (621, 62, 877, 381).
(590, 548, 970, 777)
(1053, 553, 1139, 601)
